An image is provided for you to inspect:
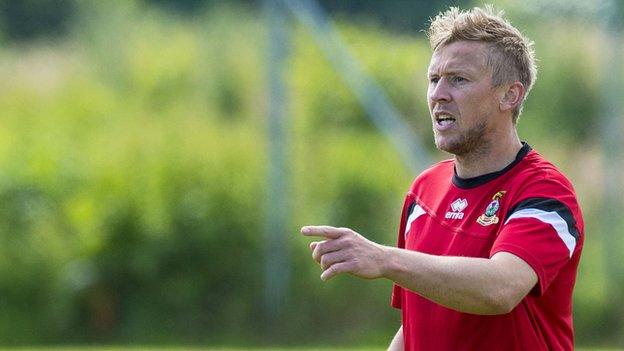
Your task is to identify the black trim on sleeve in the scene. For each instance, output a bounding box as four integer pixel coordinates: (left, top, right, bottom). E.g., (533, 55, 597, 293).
(406, 201, 416, 218)
(453, 142, 532, 189)
(506, 197, 579, 240)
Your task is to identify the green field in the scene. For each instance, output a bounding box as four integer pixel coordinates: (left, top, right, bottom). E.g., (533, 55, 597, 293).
(0, 348, 383, 351)
(0, 347, 620, 351)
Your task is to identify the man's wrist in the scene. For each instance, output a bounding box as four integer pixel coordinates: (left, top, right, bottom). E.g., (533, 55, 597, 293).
(379, 245, 399, 279)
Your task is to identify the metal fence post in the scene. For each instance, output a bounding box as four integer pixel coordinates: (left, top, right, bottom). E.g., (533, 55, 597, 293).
(264, 0, 291, 330)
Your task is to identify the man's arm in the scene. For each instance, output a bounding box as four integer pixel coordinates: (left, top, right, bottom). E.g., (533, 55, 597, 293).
(302, 226, 537, 315)
(384, 248, 537, 314)
(388, 326, 404, 351)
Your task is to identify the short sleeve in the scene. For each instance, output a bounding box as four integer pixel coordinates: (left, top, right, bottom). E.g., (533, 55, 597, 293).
(491, 197, 581, 295)
(390, 194, 413, 309)
(391, 284, 402, 309)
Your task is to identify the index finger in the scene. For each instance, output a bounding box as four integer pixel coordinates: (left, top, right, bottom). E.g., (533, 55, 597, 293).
(301, 225, 347, 239)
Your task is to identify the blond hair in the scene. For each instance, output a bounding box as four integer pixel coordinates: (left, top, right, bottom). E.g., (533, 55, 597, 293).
(428, 6, 537, 122)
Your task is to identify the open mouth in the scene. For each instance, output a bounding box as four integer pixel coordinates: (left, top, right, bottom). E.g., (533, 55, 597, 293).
(436, 114, 456, 126)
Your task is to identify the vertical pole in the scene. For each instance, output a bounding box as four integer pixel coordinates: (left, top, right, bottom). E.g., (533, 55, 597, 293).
(280, 0, 432, 173)
(264, 0, 290, 332)
(599, 0, 624, 342)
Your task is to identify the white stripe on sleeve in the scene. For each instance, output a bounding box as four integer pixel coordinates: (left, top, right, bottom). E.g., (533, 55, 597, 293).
(405, 204, 426, 238)
(505, 208, 576, 257)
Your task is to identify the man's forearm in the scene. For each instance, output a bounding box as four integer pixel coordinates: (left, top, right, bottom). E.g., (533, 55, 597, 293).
(382, 247, 535, 315)
(300, 225, 536, 314)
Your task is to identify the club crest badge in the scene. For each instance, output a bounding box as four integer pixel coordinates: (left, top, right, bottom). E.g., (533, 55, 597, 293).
(477, 191, 506, 226)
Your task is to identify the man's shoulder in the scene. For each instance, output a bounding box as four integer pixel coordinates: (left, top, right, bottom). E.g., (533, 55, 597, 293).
(516, 149, 576, 191)
(509, 149, 583, 225)
(422, 158, 455, 175)
(409, 158, 454, 191)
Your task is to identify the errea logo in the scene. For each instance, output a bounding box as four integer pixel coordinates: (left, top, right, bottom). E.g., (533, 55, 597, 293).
(446, 198, 467, 219)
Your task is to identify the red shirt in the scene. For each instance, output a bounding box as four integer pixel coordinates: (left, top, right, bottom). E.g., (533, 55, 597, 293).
(392, 144, 584, 350)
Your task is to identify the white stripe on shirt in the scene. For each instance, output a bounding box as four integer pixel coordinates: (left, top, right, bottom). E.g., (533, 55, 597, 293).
(505, 208, 576, 257)
(405, 204, 426, 238)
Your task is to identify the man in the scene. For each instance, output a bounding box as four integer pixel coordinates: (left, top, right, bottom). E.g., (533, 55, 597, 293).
(301, 6, 584, 351)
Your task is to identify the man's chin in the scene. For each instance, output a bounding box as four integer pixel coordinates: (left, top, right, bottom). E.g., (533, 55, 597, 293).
(435, 139, 469, 156)
(435, 138, 458, 154)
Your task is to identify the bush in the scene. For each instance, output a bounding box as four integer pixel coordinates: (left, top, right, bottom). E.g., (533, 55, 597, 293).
(0, 2, 616, 346)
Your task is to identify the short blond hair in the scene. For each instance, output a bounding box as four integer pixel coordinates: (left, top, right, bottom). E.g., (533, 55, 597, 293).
(427, 6, 537, 122)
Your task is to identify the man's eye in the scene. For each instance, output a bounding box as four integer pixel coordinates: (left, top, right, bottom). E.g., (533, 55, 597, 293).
(452, 76, 467, 83)
(429, 77, 439, 84)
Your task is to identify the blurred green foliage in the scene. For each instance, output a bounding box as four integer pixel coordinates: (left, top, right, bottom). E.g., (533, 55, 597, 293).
(0, 0, 620, 348)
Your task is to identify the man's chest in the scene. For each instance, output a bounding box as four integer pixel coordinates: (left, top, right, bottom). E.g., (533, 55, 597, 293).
(403, 187, 514, 257)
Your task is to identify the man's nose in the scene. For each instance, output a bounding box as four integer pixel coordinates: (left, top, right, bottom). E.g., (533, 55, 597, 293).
(429, 78, 451, 103)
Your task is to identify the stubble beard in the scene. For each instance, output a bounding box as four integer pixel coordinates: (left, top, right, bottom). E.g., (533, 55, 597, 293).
(434, 119, 489, 157)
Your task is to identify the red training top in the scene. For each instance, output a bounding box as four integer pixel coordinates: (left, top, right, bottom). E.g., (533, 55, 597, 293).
(391, 143, 584, 351)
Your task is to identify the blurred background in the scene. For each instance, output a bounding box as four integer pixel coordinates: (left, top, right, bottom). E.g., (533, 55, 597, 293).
(0, 0, 622, 349)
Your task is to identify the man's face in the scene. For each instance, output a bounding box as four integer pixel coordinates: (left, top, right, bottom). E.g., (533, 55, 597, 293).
(427, 41, 502, 156)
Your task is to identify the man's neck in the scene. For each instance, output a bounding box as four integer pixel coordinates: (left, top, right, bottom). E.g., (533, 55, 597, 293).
(454, 135, 523, 179)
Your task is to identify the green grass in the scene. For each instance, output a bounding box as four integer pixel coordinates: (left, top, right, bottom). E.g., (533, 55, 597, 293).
(0, 348, 381, 351)
(0, 348, 615, 350)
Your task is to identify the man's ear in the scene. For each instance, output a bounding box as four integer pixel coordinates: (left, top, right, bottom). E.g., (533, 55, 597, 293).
(499, 82, 525, 113)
